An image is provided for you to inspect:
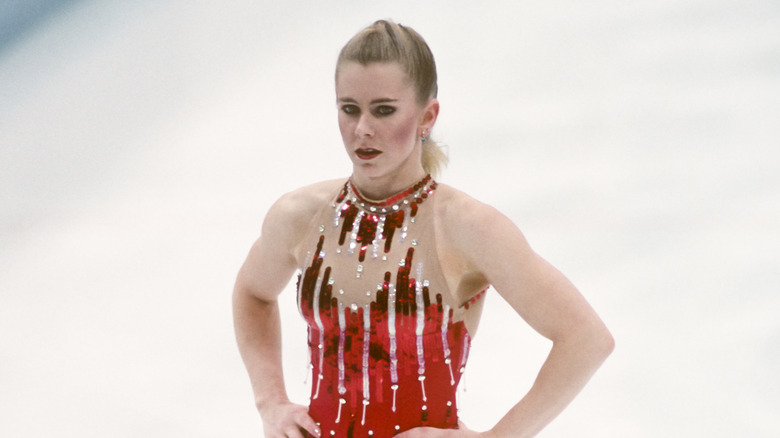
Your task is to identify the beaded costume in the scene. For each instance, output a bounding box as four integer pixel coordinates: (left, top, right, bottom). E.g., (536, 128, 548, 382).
(297, 175, 486, 437)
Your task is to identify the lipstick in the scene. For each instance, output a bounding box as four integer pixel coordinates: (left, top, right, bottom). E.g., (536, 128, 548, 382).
(356, 148, 382, 160)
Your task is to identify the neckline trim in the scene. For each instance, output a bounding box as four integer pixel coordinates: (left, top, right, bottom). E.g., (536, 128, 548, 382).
(337, 174, 437, 215)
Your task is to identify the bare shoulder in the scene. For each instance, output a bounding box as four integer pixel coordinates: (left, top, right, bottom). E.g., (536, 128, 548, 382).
(433, 183, 509, 235)
(258, 178, 346, 261)
(264, 178, 346, 232)
(237, 178, 346, 298)
(433, 183, 531, 273)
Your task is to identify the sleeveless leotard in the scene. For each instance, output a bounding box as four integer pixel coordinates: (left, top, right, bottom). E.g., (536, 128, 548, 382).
(296, 175, 486, 437)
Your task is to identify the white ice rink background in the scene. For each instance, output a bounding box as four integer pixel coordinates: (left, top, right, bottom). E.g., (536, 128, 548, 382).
(1, 1, 778, 436)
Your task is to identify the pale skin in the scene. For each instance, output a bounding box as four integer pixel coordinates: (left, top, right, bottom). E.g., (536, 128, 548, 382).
(233, 61, 614, 437)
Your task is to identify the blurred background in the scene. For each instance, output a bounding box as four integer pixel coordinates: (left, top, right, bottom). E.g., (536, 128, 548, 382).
(1, 0, 778, 436)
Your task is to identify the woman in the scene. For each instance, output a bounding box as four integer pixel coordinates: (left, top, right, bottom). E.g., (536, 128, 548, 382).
(233, 20, 614, 438)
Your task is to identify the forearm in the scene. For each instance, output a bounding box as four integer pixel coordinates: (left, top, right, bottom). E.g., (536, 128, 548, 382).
(487, 329, 614, 437)
(233, 289, 290, 411)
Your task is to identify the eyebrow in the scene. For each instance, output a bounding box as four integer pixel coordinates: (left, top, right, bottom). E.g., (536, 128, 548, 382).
(338, 97, 398, 105)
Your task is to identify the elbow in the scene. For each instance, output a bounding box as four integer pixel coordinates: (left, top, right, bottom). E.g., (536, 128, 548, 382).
(570, 320, 614, 360)
(602, 330, 616, 358)
(554, 322, 614, 361)
(593, 324, 615, 359)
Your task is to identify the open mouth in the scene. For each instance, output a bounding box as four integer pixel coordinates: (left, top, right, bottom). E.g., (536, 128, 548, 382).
(355, 148, 382, 160)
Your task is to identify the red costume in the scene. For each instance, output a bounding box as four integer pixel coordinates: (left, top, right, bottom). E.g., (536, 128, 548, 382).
(297, 175, 486, 437)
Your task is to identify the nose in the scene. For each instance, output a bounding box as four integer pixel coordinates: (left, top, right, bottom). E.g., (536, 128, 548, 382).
(354, 114, 374, 138)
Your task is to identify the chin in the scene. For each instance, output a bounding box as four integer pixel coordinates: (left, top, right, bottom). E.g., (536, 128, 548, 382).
(352, 164, 389, 179)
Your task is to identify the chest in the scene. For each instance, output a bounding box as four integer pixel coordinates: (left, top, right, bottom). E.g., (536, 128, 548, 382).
(295, 178, 459, 315)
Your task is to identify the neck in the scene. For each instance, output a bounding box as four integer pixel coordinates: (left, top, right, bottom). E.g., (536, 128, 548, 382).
(350, 167, 428, 201)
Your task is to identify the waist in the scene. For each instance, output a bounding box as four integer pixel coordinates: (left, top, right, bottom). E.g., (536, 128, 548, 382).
(307, 353, 461, 437)
(304, 318, 470, 437)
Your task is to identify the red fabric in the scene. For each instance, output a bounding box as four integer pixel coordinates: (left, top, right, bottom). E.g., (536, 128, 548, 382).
(298, 246, 471, 437)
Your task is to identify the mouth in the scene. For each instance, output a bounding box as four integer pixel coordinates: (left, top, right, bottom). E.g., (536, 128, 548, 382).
(355, 148, 382, 160)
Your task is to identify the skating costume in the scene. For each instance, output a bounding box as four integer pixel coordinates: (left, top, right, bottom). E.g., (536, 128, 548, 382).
(297, 175, 485, 437)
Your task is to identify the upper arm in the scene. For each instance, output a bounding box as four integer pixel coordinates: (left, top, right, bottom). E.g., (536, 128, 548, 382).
(449, 198, 604, 343)
(234, 193, 310, 303)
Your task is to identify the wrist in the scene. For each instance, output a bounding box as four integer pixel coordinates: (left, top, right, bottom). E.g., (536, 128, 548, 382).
(478, 428, 514, 438)
(255, 392, 291, 415)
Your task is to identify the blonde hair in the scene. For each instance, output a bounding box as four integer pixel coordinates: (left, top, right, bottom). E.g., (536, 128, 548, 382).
(336, 19, 448, 177)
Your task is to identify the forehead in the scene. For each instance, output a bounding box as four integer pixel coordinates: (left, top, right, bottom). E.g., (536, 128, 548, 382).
(336, 62, 414, 99)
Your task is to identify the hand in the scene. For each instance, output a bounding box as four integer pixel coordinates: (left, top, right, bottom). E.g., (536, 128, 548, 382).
(259, 401, 320, 438)
(395, 421, 484, 438)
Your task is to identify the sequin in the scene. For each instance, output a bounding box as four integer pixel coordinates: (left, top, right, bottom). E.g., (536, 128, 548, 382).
(460, 333, 471, 374)
(419, 375, 427, 402)
(372, 216, 385, 259)
(441, 304, 455, 385)
(415, 263, 426, 382)
(337, 301, 347, 396)
(399, 216, 409, 243)
(312, 270, 325, 400)
(296, 264, 307, 317)
(296, 174, 473, 436)
(335, 398, 346, 424)
(459, 332, 471, 371)
(362, 399, 370, 426)
(388, 283, 398, 386)
(362, 303, 371, 415)
(347, 210, 363, 256)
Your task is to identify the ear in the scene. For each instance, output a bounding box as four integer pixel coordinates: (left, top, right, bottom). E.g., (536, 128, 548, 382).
(419, 98, 440, 132)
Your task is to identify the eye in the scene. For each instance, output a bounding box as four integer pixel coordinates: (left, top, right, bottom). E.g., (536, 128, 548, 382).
(341, 104, 360, 115)
(374, 105, 396, 116)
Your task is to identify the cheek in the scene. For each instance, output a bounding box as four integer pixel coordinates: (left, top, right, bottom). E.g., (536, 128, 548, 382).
(390, 114, 419, 145)
(337, 114, 353, 138)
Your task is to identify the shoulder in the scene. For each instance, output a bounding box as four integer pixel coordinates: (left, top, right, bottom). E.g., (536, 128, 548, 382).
(259, 178, 346, 252)
(264, 179, 346, 230)
(236, 179, 346, 299)
(433, 183, 531, 272)
(433, 183, 509, 235)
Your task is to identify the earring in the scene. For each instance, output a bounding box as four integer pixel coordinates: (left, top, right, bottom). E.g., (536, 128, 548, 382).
(421, 130, 428, 143)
